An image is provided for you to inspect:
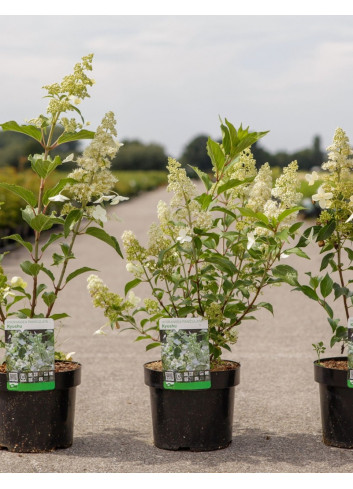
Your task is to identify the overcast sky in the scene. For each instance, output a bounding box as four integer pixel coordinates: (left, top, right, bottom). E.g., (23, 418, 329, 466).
(1, 15, 353, 158)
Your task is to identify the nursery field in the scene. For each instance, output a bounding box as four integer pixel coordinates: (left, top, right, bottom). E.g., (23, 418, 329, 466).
(0, 168, 167, 240)
(0, 184, 351, 474)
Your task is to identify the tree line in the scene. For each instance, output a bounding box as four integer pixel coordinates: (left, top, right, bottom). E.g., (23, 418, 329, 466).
(0, 129, 325, 172)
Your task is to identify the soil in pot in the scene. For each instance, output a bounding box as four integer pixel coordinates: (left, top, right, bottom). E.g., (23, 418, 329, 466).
(0, 361, 81, 453)
(144, 360, 240, 451)
(314, 356, 353, 448)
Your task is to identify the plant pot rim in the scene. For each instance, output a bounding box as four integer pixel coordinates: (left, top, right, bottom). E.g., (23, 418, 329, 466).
(314, 356, 348, 388)
(144, 359, 240, 390)
(0, 360, 82, 391)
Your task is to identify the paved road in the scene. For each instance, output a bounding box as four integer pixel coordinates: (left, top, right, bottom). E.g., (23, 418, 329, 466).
(0, 185, 351, 473)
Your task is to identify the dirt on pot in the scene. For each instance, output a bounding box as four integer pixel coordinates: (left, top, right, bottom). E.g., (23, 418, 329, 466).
(320, 359, 348, 370)
(146, 359, 240, 372)
(0, 361, 80, 374)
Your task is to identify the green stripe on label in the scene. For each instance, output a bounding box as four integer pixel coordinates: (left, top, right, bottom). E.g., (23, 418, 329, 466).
(163, 380, 211, 390)
(7, 381, 55, 392)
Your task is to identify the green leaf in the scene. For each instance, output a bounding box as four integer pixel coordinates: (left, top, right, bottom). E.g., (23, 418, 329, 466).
(2, 234, 32, 253)
(0, 121, 42, 142)
(125, 278, 142, 296)
(188, 165, 212, 191)
(320, 253, 335, 272)
(288, 222, 303, 234)
(52, 253, 65, 266)
(65, 267, 97, 284)
(204, 255, 238, 275)
(333, 283, 352, 300)
(294, 285, 319, 301)
(194, 193, 213, 211)
(22, 206, 36, 226)
(36, 284, 47, 296)
(317, 220, 336, 241)
(328, 318, 339, 333)
(57, 129, 95, 145)
(277, 206, 303, 223)
(28, 154, 62, 179)
(320, 273, 333, 298)
(0, 183, 37, 207)
(20, 260, 41, 277)
(272, 265, 298, 286)
(207, 138, 225, 173)
(283, 247, 310, 259)
(217, 177, 254, 195)
(41, 266, 55, 282)
(85, 227, 123, 257)
(344, 247, 353, 263)
(322, 301, 334, 319)
(64, 209, 82, 238)
(50, 313, 70, 321)
(41, 233, 64, 252)
(146, 342, 160, 351)
(42, 291, 56, 307)
(258, 302, 274, 315)
(30, 214, 64, 232)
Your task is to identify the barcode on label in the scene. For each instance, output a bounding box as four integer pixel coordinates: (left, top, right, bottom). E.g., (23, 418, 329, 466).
(165, 371, 174, 382)
(8, 372, 18, 382)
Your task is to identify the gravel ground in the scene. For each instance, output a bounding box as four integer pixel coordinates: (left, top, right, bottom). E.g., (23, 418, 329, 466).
(0, 185, 352, 473)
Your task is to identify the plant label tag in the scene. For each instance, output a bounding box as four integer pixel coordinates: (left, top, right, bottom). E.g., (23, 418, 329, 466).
(5, 318, 55, 392)
(347, 317, 353, 388)
(159, 318, 211, 390)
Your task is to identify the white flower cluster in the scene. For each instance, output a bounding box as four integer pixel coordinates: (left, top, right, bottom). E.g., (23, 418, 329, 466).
(247, 163, 273, 213)
(323, 127, 353, 175)
(66, 112, 121, 206)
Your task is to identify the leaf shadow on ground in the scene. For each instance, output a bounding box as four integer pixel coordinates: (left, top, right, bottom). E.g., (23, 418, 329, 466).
(55, 427, 353, 472)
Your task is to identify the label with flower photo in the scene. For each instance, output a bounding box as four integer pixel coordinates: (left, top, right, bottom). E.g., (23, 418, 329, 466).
(347, 318, 353, 388)
(5, 318, 55, 392)
(159, 318, 211, 390)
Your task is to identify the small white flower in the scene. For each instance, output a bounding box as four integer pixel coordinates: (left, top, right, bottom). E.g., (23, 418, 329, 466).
(10, 276, 27, 289)
(93, 327, 107, 336)
(93, 195, 116, 204)
(126, 262, 144, 276)
(48, 193, 70, 203)
(91, 205, 107, 222)
(346, 213, 353, 223)
(110, 195, 129, 205)
(65, 352, 75, 360)
(305, 171, 319, 186)
(176, 229, 192, 244)
(63, 153, 75, 163)
(127, 291, 141, 307)
(312, 186, 333, 209)
(281, 252, 289, 259)
(247, 231, 256, 250)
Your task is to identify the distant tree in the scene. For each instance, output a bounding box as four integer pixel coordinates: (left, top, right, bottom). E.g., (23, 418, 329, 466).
(272, 135, 324, 170)
(180, 135, 212, 172)
(112, 139, 167, 171)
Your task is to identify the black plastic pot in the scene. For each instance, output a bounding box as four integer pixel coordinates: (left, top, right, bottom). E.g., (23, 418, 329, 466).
(144, 360, 240, 451)
(314, 356, 353, 448)
(0, 361, 81, 453)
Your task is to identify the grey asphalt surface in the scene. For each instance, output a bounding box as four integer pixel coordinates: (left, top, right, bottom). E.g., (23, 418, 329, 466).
(0, 184, 351, 473)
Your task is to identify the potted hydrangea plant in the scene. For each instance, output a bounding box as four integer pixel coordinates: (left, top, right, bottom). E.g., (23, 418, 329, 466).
(87, 119, 304, 451)
(0, 54, 124, 452)
(294, 127, 353, 448)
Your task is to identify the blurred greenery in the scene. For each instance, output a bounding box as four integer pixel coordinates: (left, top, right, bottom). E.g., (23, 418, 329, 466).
(111, 139, 168, 171)
(0, 169, 167, 245)
(180, 134, 325, 172)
